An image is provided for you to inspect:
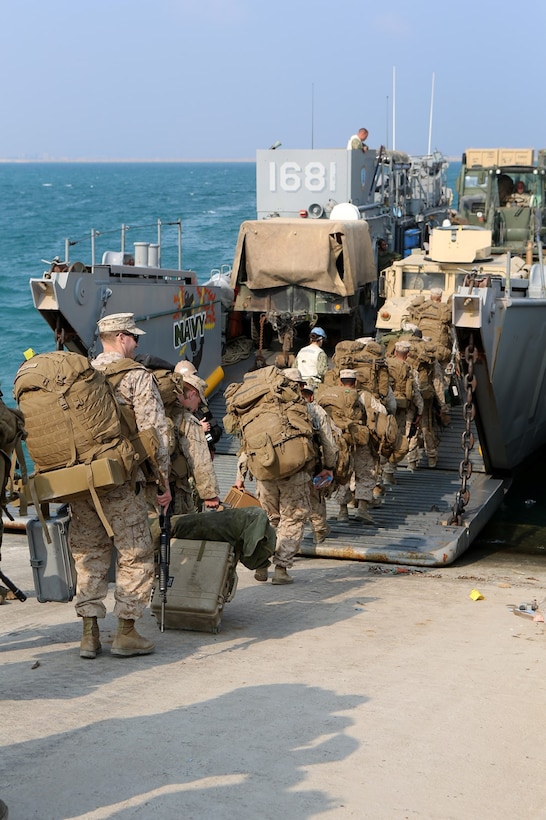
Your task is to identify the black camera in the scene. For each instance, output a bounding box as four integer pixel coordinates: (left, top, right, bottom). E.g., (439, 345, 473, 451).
(194, 407, 223, 447)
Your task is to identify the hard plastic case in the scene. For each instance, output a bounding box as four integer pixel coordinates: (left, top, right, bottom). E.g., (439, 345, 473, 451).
(26, 513, 77, 603)
(151, 539, 236, 633)
(223, 486, 261, 508)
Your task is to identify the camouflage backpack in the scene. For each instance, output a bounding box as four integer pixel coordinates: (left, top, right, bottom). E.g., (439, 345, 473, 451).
(134, 353, 184, 416)
(0, 392, 26, 516)
(314, 383, 369, 448)
(410, 342, 437, 401)
(330, 340, 390, 399)
(99, 358, 168, 483)
(14, 351, 137, 538)
(359, 390, 399, 459)
(407, 299, 452, 361)
(223, 365, 316, 481)
(387, 355, 415, 410)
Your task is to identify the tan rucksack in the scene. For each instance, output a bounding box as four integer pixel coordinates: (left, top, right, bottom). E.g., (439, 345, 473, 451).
(0, 393, 26, 517)
(360, 391, 399, 458)
(407, 299, 452, 361)
(223, 365, 316, 481)
(330, 340, 390, 399)
(99, 357, 171, 486)
(409, 342, 437, 401)
(387, 356, 414, 409)
(14, 351, 137, 539)
(314, 384, 369, 447)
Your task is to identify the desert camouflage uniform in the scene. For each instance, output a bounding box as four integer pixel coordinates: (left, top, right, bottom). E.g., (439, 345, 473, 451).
(383, 357, 423, 480)
(170, 406, 220, 514)
(256, 471, 312, 568)
(306, 400, 338, 539)
(69, 353, 170, 621)
(407, 344, 446, 468)
(418, 358, 446, 466)
(335, 390, 387, 506)
(236, 450, 314, 570)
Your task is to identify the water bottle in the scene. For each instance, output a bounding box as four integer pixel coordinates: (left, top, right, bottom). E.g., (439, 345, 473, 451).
(313, 474, 333, 490)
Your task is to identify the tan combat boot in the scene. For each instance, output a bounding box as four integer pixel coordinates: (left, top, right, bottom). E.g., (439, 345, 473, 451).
(254, 566, 269, 582)
(111, 619, 155, 657)
(356, 500, 374, 524)
(272, 566, 294, 585)
(80, 616, 101, 660)
(337, 504, 350, 522)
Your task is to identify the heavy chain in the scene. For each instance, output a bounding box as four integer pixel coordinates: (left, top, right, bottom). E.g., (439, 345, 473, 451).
(254, 313, 267, 369)
(450, 336, 478, 526)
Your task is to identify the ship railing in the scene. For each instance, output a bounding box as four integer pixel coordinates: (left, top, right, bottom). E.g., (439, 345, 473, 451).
(51, 218, 184, 271)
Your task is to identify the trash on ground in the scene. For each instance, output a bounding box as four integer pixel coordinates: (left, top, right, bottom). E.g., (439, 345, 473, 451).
(469, 589, 485, 600)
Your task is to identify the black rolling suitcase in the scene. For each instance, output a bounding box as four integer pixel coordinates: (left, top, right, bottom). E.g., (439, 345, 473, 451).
(151, 539, 237, 633)
(26, 512, 77, 603)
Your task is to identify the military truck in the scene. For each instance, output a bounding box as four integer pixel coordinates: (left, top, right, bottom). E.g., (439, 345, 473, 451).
(230, 145, 451, 354)
(455, 147, 546, 259)
(230, 217, 376, 354)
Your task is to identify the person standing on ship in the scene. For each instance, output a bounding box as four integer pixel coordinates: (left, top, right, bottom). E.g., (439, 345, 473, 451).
(295, 327, 328, 386)
(347, 128, 369, 152)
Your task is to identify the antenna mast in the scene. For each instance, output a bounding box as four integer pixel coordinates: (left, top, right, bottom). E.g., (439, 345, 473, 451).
(311, 83, 314, 149)
(392, 66, 396, 151)
(427, 72, 435, 155)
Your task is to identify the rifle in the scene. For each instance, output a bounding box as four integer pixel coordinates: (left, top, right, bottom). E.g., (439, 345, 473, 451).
(0, 568, 27, 602)
(158, 509, 171, 632)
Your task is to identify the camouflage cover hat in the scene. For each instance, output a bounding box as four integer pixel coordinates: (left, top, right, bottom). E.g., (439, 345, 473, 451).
(394, 340, 411, 352)
(183, 373, 207, 401)
(340, 369, 357, 380)
(283, 368, 304, 383)
(97, 312, 146, 335)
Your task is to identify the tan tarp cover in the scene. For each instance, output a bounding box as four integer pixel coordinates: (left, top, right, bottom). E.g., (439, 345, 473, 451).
(230, 218, 376, 298)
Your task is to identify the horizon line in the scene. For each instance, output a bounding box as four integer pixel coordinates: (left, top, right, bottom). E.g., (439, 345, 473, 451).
(0, 157, 256, 164)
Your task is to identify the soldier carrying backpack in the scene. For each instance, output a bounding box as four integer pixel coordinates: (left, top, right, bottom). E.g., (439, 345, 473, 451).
(227, 366, 334, 585)
(15, 313, 171, 660)
(381, 340, 422, 485)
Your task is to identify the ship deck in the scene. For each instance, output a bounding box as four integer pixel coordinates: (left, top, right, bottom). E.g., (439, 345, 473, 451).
(2, 344, 507, 568)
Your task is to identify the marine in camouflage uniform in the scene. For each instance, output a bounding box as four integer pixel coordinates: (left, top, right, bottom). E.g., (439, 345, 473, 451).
(300, 380, 338, 544)
(170, 392, 221, 515)
(69, 313, 172, 659)
(235, 368, 334, 584)
(333, 371, 388, 524)
(407, 337, 448, 469)
(382, 340, 424, 483)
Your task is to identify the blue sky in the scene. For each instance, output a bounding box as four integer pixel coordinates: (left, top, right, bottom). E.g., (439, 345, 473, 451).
(2, 0, 546, 161)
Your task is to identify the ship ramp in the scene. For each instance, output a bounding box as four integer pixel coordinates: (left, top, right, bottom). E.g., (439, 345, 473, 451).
(209, 351, 506, 568)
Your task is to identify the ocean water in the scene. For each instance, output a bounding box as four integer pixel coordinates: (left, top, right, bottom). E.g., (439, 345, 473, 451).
(0, 162, 256, 399)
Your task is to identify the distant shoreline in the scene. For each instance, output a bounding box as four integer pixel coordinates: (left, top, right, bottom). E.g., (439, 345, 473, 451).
(0, 158, 256, 164)
(0, 155, 461, 164)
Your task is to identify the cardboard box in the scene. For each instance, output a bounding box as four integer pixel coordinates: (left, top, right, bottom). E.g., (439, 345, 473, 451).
(497, 149, 534, 166)
(465, 149, 498, 167)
